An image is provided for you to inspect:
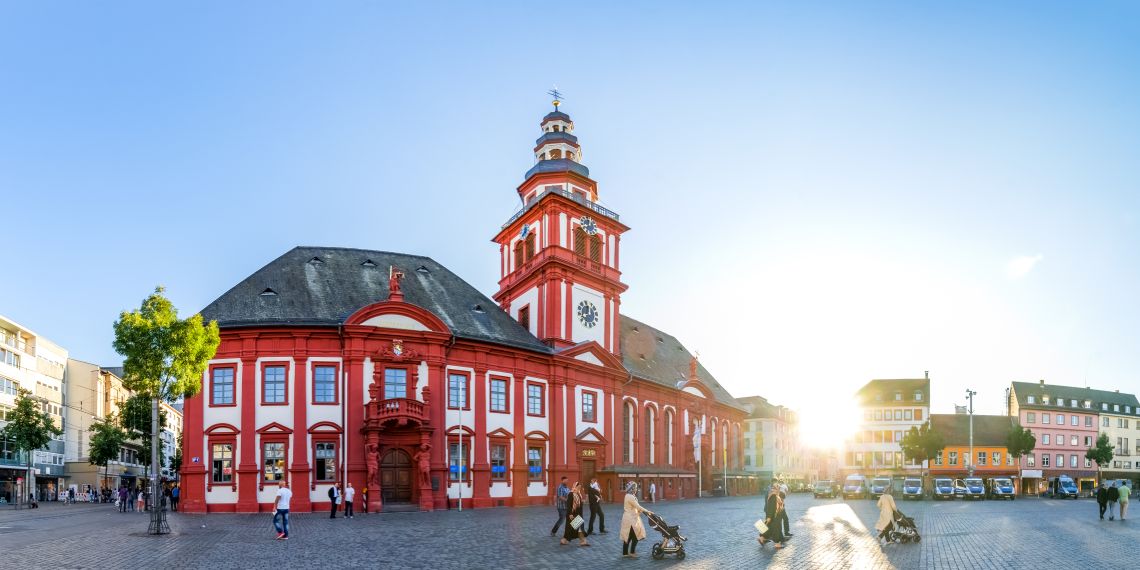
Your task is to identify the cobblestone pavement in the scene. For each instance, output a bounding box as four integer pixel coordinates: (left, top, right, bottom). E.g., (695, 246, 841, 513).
(1, 495, 1138, 569)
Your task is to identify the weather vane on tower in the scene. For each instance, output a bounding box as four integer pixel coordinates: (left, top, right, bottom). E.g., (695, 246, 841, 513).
(548, 86, 564, 110)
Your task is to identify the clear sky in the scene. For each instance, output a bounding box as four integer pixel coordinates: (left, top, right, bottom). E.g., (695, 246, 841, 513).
(3, 1, 1138, 447)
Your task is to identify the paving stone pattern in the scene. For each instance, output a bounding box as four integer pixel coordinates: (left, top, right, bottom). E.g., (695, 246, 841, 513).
(1, 495, 1137, 569)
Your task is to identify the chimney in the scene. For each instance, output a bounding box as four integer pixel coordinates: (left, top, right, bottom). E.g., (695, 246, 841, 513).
(1039, 379, 1045, 386)
(924, 371, 929, 380)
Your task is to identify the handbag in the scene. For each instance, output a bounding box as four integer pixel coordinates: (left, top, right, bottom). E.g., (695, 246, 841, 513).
(754, 518, 768, 534)
(570, 515, 585, 530)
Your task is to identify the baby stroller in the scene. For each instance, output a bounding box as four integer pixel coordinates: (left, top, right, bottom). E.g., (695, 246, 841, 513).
(885, 509, 921, 544)
(647, 512, 688, 560)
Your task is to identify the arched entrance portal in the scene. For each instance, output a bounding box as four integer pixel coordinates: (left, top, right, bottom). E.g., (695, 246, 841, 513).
(380, 449, 413, 504)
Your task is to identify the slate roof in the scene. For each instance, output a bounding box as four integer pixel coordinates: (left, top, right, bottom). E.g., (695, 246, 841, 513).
(541, 110, 572, 124)
(525, 158, 590, 180)
(929, 414, 1018, 447)
(100, 366, 124, 379)
(737, 395, 796, 421)
(856, 378, 930, 406)
(199, 246, 551, 353)
(1011, 381, 1140, 415)
(619, 315, 745, 410)
(535, 131, 579, 147)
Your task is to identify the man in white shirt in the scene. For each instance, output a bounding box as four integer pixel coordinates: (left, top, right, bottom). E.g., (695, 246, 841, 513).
(343, 483, 355, 519)
(649, 482, 657, 503)
(274, 480, 292, 540)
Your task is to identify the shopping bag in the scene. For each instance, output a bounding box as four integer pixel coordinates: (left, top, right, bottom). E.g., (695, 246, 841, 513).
(754, 519, 768, 534)
(570, 515, 585, 530)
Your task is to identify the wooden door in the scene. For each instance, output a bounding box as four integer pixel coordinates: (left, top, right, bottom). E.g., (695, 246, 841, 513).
(581, 460, 596, 486)
(380, 449, 413, 503)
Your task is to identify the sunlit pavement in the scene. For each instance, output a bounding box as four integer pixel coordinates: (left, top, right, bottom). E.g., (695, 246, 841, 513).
(1, 495, 1138, 568)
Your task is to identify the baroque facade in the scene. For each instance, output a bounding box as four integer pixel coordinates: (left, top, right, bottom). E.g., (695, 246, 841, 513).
(180, 104, 753, 513)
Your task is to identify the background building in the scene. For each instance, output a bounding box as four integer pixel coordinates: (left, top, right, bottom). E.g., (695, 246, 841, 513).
(0, 315, 67, 503)
(1008, 380, 1105, 495)
(740, 395, 806, 487)
(160, 401, 183, 481)
(63, 361, 149, 492)
(929, 414, 1020, 486)
(1089, 389, 1140, 484)
(844, 375, 931, 484)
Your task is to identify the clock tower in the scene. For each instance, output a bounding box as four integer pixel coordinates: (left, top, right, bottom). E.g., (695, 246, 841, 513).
(492, 99, 629, 354)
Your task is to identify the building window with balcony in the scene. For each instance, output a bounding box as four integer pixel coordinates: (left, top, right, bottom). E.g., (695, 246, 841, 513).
(314, 442, 337, 482)
(263, 442, 286, 482)
(949, 451, 958, 465)
(211, 367, 235, 406)
(581, 391, 596, 423)
(489, 378, 508, 413)
(448, 372, 469, 410)
(262, 365, 287, 404)
(313, 364, 337, 404)
(526, 383, 544, 416)
(527, 446, 544, 481)
(490, 444, 508, 480)
(212, 443, 233, 483)
(384, 369, 407, 400)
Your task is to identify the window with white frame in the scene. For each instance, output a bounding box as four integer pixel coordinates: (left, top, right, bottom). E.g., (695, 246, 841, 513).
(1043, 434, 1051, 445)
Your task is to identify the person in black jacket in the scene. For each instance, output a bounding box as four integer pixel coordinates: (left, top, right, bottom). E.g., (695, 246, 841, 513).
(1096, 483, 1108, 520)
(758, 484, 786, 549)
(586, 477, 606, 535)
(1107, 483, 1120, 521)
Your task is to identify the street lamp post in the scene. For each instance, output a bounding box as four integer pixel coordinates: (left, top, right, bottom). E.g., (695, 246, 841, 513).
(966, 389, 976, 476)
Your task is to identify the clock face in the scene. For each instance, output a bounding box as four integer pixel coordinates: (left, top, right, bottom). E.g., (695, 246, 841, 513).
(580, 216, 598, 236)
(577, 300, 599, 328)
(519, 224, 530, 239)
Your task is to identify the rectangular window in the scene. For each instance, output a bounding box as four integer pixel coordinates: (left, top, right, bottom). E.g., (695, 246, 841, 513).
(582, 391, 596, 423)
(992, 452, 1001, 465)
(1043, 414, 1050, 424)
(914, 391, 923, 402)
(384, 369, 407, 400)
(904, 409, 913, 421)
(263, 442, 286, 482)
(977, 452, 986, 466)
(527, 383, 544, 416)
(1071, 415, 1078, 426)
(315, 442, 337, 482)
(527, 446, 544, 481)
(449, 442, 468, 482)
(1085, 416, 1092, 427)
(1027, 396, 1036, 404)
(1043, 434, 1050, 445)
(1070, 454, 1078, 468)
(262, 365, 287, 404)
(518, 306, 530, 331)
(1056, 433, 1064, 446)
(874, 410, 883, 421)
(949, 451, 958, 465)
(1104, 417, 1110, 427)
(894, 392, 902, 401)
(1115, 404, 1121, 412)
(894, 410, 903, 421)
(211, 443, 233, 483)
(1026, 412, 1036, 423)
(490, 378, 508, 413)
(1041, 454, 1049, 467)
(914, 409, 923, 421)
(211, 367, 235, 406)
(1070, 435, 1078, 446)
(1085, 436, 1093, 446)
(1070, 399, 1077, 408)
(1027, 453, 1035, 467)
(1056, 454, 1063, 468)
(1055, 414, 1062, 424)
(491, 444, 508, 480)
(448, 372, 469, 409)
(935, 450, 943, 465)
(313, 365, 337, 404)
(894, 430, 903, 442)
(1085, 457, 1092, 468)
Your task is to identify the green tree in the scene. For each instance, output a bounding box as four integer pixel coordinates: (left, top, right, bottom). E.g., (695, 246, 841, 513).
(119, 393, 168, 476)
(899, 421, 945, 476)
(89, 418, 128, 490)
(1085, 432, 1114, 482)
(113, 286, 219, 534)
(1005, 424, 1036, 464)
(0, 388, 62, 507)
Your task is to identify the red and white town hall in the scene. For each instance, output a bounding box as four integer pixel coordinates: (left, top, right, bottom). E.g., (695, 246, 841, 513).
(181, 102, 757, 513)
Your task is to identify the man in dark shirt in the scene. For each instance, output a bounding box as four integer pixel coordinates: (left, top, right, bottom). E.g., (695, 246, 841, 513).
(586, 477, 606, 535)
(550, 477, 570, 536)
(1097, 483, 1108, 519)
(1107, 483, 1120, 521)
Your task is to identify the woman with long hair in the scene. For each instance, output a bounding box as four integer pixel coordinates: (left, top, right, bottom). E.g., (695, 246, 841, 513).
(561, 481, 590, 546)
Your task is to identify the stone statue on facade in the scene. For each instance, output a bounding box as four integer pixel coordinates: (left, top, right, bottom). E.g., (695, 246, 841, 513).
(413, 443, 432, 486)
(366, 442, 380, 487)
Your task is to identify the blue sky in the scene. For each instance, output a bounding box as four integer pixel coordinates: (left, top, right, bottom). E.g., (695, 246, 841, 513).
(2, 1, 1138, 442)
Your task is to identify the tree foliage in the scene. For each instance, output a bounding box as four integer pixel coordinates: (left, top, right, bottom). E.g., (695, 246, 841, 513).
(899, 421, 945, 469)
(118, 393, 168, 474)
(1085, 433, 1114, 477)
(89, 418, 128, 486)
(0, 388, 62, 466)
(1005, 424, 1037, 460)
(112, 286, 220, 401)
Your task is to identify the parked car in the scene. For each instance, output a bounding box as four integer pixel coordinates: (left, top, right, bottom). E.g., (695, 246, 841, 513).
(933, 478, 956, 500)
(953, 479, 969, 499)
(902, 478, 924, 500)
(842, 474, 868, 500)
(869, 477, 892, 499)
(814, 480, 838, 498)
(986, 477, 1015, 500)
(961, 477, 985, 500)
(1046, 475, 1079, 499)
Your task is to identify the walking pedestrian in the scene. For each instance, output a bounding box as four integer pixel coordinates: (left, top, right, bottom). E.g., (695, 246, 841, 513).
(778, 480, 793, 538)
(550, 476, 570, 536)
(328, 484, 341, 519)
(758, 484, 786, 549)
(361, 486, 368, 514)
(136, 487, 146, 513)
(561, 482, 590, 546)
(649, 481, 657, 503)
(273, 480, 292, 540)
(1119, 481, 1130, 520)
(67, 487, 75, 505)
(620, 481, 653, 559)
(118, 486, 128, 512)
(1108, 483, 1120, 521)
(1097, 482, 1108, 520)
(344, 483, 355, 519)
(586, 477, 606, 535)
(875, 486, 898, 545)
(171, 484, 180, 512)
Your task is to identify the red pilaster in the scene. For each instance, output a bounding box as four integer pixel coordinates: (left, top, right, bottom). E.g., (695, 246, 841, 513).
(182, 373, 206, 512)
(430, 362, 448, 510)
(289, 353, 312, 512)
(345, 353, 366, 509)
(472, 368, 490, 507)
(236, 355, 259, 512)
(511, 374, 528, 506)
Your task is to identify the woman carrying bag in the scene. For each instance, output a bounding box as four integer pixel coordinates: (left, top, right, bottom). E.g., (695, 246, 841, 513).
(620, 481, 653, 558)
(561, 481, 590, 546)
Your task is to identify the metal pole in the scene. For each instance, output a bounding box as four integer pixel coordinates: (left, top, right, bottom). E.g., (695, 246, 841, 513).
(966, 389, 976, 476)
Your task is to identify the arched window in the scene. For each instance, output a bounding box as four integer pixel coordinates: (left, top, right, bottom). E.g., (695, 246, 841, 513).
(644, 406, 656, 465)
(550, 148, 563, 159)
(574, 226, 588, 256)
(710, 419, 718, 467)
(513, 241, 524, 270)
(664, 410, 674, 466)
(524, 233, 535, 260)
(622, 402, 635, 463)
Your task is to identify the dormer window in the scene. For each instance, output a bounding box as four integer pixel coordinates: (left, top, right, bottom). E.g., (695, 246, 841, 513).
(1102, 403, 1108, 411)
(1070, 399, 1077, 407)
(1084, 401, 1091, 409)
(1027, 396, 1036, 404)
(894, 392, 902, 401)
(914, 391, 923, 402)
(1042, 396, 1050, 404)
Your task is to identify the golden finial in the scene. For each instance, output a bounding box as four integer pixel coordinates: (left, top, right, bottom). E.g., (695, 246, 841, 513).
(548, 86, 563, 110)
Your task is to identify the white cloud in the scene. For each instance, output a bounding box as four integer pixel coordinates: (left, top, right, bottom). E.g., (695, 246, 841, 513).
(1007, 254, 1044, 279)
